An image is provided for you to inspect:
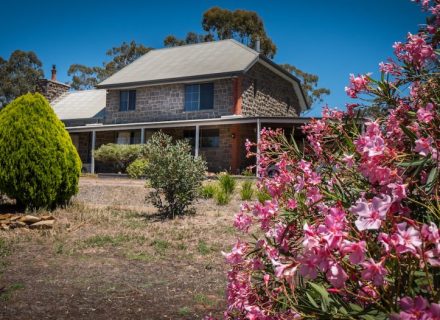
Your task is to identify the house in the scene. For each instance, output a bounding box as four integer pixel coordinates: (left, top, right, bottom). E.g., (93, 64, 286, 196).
(43, 39, 311, 174)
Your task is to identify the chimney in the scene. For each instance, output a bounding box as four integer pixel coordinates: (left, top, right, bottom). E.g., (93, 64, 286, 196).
(255, 38, 261, 53)
(51, 64, 57, 81)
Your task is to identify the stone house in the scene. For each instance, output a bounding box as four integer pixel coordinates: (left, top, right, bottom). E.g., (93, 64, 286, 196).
(44, 39, 310, 173)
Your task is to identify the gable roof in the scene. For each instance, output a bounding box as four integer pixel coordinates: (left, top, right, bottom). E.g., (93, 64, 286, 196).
(96, 39, 309, 111)
(52, 89, 106, 120)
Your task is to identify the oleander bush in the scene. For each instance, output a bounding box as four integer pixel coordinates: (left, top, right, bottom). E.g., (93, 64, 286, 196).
(0, 93, 81, 209)
(144, 132, 206, 218)
(218, 1, 440, 319)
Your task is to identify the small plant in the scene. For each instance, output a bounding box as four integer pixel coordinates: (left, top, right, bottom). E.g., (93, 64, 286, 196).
(197, 240, 211, 255)
(214, 187, 230, 205)
(126, 158, 148, 179)
(200, 183, 216, 199)
(94, 143, 144, 172)
(144, 132, 207, 218)
(240, 180, 254, 200)
(218, 172, 236, 194)
(256, 189, 271, 203)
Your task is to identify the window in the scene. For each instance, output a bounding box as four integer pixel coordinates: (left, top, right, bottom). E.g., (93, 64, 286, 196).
(184, 83, 214, 111)
(183, 129, 220, 148)
(119, 90, 136, 111)
(117, 131, 140, 144)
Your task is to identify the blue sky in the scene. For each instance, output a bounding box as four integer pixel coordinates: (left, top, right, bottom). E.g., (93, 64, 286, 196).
(0, 0, 427, 116)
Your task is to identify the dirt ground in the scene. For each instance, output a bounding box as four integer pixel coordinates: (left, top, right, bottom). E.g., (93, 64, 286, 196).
(0, 177, 245, 319)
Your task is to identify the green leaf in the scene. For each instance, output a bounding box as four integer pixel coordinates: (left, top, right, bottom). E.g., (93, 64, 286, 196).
(398, 158, 428, 167)
(399, 124, 417, 142)
(425, 166, 438, 192)
(306, 292, 319, 309)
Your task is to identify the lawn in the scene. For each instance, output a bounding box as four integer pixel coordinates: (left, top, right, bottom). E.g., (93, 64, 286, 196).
(0, 177, 244, 319)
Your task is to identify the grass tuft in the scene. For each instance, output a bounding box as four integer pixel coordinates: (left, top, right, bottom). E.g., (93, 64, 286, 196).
(240, 180, 254, 200)
(218, 173, 236, 194)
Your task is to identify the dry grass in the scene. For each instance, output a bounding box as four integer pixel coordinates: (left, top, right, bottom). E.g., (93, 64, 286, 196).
(0, 177, 247, 320)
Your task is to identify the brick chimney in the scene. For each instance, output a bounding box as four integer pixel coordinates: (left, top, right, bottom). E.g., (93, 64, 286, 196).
(51, 64, 57, 81)
(37, 64, 70, 102)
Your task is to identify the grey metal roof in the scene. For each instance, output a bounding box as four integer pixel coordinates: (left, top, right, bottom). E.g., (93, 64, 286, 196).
(97, 39, 260, 88)
(51, 89, 106, 120)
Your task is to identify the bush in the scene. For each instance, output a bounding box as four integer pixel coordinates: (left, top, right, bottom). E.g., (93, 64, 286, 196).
(240, 180, 254, 201)
(0, 93, 81, 209)
(94, 143, 143, 172)
(214, 187, 230, 205)
(222, 2, 440, 319)
(144, 132, 206, 218)
(200, 183, 216, 199)
(126, 158, 148, 179)
(218, 172, 236, 194)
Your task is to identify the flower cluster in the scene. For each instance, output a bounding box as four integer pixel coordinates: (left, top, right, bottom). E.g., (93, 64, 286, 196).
(219, 1, 440, 319)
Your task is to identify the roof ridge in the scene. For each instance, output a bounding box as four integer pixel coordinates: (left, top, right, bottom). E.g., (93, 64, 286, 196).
(227, 39, 259, 56)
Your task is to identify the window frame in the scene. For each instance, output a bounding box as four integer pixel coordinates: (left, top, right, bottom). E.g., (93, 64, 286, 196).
(184, 83, 214, 111)
(119, 90, 136, 112)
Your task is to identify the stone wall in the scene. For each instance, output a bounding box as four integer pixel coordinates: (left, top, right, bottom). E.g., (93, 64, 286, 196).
(241, 63, 299, 117)
(37, 79, 70, 102)
(104, 79, 233, 124)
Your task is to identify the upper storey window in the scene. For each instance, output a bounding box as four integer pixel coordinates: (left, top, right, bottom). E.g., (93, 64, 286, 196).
(119, 90, 136, 111)
(184, 83, 214, 111)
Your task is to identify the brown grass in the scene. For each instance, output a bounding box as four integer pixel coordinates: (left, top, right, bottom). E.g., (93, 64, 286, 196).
(0, 177, 249, 320)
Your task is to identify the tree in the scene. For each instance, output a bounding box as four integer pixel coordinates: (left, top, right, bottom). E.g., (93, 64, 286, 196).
(0, 93, 81, 209)
(0, 50, 44, 108)
(280, 64, 331, 106)
(164, 7, 329, 108)
(68, 41, 152, 90)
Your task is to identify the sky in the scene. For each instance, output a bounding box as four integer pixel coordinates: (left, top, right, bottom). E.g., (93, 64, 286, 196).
(0, 0, 428, 116)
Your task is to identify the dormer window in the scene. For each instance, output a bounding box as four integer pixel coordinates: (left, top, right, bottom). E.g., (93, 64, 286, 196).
(119, 90, 136, 111)
(184, 83, 214, 111)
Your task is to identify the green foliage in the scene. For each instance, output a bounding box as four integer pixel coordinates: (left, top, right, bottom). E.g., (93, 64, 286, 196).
(0, 50, 44, 108)
(68, 41, 152, 90)
(200, 183, 216, 199)
(127, 158, 148, 179)
(214, 187, 231, 205)
(94, 143, 144, 172)
(240, 180, 254, 200)
(280, 63, 330, 106)
(0, 93, 81, 209)
(144, 132, 207, 218)
(256, 189, 271, 203)
(218, 172, 236, 194)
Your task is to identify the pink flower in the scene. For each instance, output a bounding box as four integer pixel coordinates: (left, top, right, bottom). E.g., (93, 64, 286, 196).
(342, 240, 367, 264)
(287, 198, 297, 210)
(361, 258, 388, 286)
(350, 195, 393, 231)
(417, 103, 435, 123)
(223, 240, 248, 265)
(394, 296, 440, 319)
(393, 222, 422, 255)
(414, 137, 434, 156)
(234, 211, 253, 233)
(345, 74, 371, 98)
(326, 262, 348, 288)
(342, 154, 355, 168)
(388, 183, 408, 200)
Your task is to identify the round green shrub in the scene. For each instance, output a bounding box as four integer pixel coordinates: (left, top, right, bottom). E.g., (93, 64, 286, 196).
(127, 158, 149, 179)
(0, 93, 81, 209)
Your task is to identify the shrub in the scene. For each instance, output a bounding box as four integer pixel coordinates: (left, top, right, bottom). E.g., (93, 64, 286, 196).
(126, 158, 148, 179)
(0, 93, 81, 209)
(218, 172, 236, 194)
(94, 143, 143, 172)
(222, 2, 440, 319)
(144, 132, 206, 218)
(214, 187, 230, 205)
(200, 183, 216, 199)
(240, 180, 254, 201)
